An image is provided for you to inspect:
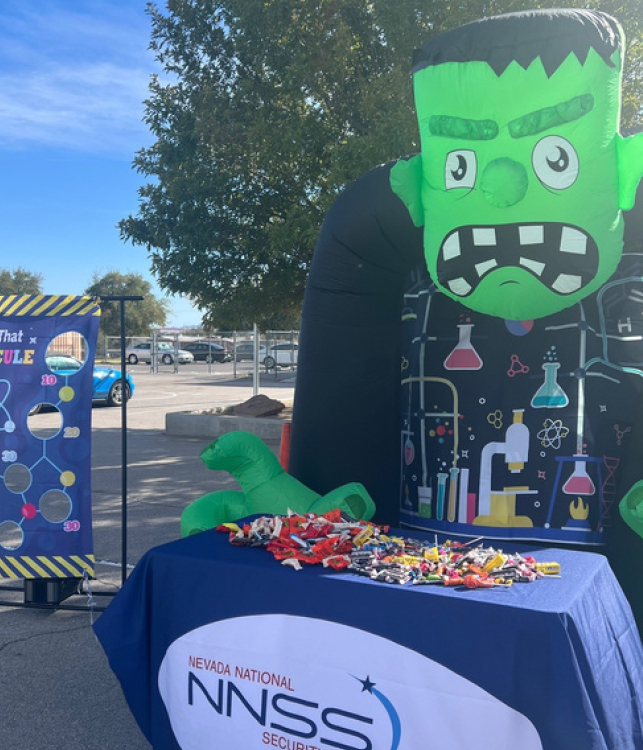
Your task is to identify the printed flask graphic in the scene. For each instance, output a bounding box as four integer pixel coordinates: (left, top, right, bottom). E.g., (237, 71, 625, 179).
(444, 324, 483, 370)
(531, 362, 569, 409)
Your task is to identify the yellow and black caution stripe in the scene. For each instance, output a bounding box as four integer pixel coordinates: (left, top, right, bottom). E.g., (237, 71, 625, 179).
(0, 295, 101, 318)
(0, 554, 95, 579)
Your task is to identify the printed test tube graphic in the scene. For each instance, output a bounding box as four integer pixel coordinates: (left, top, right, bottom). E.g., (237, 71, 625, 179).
(458, 467, 470, 524)
(447, 467, 460, 522)
(436, 473, 448, 520)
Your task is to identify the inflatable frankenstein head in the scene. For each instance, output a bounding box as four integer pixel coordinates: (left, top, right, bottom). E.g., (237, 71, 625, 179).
(392, 9, 643, 319)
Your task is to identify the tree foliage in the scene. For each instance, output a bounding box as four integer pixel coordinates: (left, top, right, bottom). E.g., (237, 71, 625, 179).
(84, 271, 170, 338)
(0, 267, 43, 295)
(120, 0, 643, 329)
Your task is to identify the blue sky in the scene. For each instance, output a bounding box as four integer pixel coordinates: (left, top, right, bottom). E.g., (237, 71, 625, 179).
(0, 0, 199, 327)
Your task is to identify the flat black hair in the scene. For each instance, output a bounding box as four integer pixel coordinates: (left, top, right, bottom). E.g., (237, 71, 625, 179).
(412, 9, 622, 78)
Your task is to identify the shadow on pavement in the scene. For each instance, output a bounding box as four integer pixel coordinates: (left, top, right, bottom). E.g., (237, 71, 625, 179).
(0, 427, 277, 750)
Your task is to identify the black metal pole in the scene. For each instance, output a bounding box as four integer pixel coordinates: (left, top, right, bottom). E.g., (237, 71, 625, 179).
(99, 295, 143, 586)
(119, 299, 128, 585)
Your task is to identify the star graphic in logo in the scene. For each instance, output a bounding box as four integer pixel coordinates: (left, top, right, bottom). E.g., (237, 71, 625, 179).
(351, 674, 401, 750)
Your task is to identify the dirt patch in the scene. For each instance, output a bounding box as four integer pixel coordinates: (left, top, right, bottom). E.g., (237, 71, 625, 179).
(197, 394, 293, 420)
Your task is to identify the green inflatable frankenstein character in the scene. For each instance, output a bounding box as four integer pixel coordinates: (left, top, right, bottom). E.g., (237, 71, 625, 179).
(393, 9, 643, 321)
(389, 9, 643, 629)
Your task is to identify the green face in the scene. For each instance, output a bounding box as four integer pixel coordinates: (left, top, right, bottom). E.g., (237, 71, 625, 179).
(413, 49, 624, 319)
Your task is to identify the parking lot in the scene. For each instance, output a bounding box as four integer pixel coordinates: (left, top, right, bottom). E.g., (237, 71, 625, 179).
(0, 367, 296, 750)
(92, 359, 296, 428)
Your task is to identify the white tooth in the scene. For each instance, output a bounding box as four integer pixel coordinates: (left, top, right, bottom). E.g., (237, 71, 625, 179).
(519, 225, 544, 245)
(560, 226, 587, 254)
(475, 259, 498, 276)
(472, 228, 496, 246)
(552, 273, 582, 293)
(448, 277, 472, 296)
(442, 233, 461, 261)
(520, 257, 545, 276)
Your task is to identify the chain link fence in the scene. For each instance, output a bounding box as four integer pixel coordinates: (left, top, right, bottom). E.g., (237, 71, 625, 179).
(99, 329, 299, 379)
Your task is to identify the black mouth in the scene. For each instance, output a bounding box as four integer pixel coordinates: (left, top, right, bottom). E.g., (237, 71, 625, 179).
(436, 223, 599, 298)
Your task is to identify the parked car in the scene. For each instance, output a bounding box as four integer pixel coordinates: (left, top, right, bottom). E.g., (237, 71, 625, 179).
(182, 341, 231, 363)
(30, 354, 134, 413)
(233, 341, 267, 362)
(125, 341, 194, 365)
(264, 342, 299, 369)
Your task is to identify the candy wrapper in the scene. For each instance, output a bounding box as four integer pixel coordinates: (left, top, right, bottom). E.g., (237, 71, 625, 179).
(217, 512, 560, 589)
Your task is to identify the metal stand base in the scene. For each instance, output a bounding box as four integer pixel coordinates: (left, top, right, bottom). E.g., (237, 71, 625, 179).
(0, 580, 115, 611)
(24, 577, 82, 606)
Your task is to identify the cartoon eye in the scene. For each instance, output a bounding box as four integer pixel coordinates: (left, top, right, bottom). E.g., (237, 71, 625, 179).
(445, 150, 477, 190)
(532, 136, 578, 189)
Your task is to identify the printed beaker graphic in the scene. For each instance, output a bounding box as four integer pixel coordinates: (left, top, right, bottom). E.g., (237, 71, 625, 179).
(531, 362, 569, 409)
(563, 457, 596, 496)
(418, 486, 432, 518)
(444, 324, 483, 370)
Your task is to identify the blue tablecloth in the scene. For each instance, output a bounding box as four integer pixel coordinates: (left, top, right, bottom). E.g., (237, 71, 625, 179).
(94, 527, 643, 750)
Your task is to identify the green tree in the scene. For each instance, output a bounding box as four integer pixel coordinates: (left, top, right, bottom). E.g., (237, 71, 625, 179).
(84, 271, 170, 338)
(0, 267, 43, 295)
(120, 1, 642, 328)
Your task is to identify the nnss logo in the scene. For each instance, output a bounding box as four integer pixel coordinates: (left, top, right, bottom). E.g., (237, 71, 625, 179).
(187, 672, 381, 750)
(159, 615, 543, 750)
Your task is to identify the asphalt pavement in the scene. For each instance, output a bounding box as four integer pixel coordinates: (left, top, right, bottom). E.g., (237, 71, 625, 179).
(0, 375, 295, 750)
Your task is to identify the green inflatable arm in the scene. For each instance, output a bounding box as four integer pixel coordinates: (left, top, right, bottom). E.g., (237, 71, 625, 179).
(620, 481, 643, 539)
(181, 431, 376, 537)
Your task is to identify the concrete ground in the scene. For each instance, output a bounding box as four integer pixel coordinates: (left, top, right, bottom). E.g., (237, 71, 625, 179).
(0, 378, 293, 750)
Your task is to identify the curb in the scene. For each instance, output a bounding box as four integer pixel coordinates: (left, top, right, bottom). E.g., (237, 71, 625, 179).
(165, 411, 289, 441)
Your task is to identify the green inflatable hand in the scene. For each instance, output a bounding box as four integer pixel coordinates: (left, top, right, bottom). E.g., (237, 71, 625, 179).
(620, 481, 643, 539)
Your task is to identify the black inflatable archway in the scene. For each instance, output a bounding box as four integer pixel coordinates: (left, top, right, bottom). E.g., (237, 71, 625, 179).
(291, 161, 643, 528)
(289, 159, 423, 525)
(290, 159, 643, 636)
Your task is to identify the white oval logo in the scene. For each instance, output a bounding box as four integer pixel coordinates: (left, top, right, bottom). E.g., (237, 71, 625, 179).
(159, 614, 543, 750)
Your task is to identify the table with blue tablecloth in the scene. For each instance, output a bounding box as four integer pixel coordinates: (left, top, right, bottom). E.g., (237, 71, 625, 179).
(94, 526, 643, 750)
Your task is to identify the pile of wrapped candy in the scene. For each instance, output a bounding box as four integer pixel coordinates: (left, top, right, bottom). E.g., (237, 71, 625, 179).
(218, 509, 358, 571)
(217, 510, 560, 587)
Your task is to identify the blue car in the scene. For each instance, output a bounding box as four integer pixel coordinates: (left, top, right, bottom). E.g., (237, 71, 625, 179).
(29, 353, 135, 412)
